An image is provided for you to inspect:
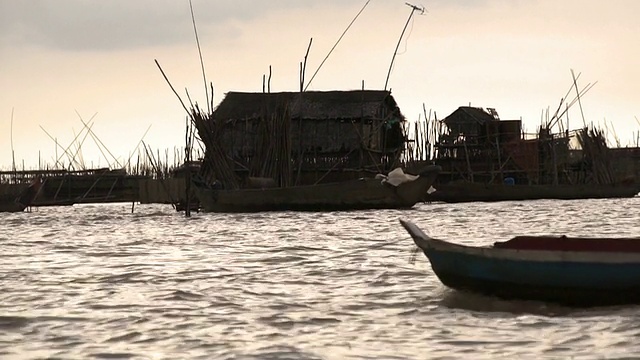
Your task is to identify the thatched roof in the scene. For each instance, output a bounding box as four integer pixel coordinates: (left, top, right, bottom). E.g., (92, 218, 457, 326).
(212, 90, 403, 121)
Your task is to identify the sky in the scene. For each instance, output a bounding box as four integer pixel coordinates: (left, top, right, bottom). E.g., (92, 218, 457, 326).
(1, 0, 639, 170)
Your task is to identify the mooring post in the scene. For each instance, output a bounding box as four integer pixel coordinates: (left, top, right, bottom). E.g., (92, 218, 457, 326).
(184, 117, 193, 218)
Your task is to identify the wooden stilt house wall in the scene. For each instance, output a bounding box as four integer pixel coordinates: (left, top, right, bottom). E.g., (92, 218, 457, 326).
(199, 90, 406, 187)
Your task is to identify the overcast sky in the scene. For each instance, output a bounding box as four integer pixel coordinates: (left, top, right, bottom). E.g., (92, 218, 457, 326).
(1, 0, 639, 169)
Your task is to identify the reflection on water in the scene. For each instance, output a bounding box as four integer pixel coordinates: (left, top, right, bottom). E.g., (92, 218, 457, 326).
(438, 290, 589, 317)
(0, 198, 639, 359)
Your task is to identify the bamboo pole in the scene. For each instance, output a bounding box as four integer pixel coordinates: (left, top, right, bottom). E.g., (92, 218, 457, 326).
(384, 3, 424, 91)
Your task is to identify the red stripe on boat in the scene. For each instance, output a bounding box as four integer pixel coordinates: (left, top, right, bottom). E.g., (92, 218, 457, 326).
(493, 236, 640, 253)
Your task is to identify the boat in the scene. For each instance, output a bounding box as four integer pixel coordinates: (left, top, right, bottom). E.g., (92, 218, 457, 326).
(193, 165, 440, 212)
(424, 182, 640, 203)
(0, 177, 43, 213)
(400, 219, 640, 307)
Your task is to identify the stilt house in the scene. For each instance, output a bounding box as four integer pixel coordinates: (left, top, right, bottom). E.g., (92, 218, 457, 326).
(434, 106, 622, 186)
(435, 106, 532, 184)
(200, 90, 406, 187)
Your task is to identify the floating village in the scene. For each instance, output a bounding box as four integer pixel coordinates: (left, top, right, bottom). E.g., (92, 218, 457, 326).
(2, 83, 639, 214)
(2, 2, 639, 215)
(2, 61, 640, 213)
(8, 5, 640, 360)
(3, 2, 640, 310)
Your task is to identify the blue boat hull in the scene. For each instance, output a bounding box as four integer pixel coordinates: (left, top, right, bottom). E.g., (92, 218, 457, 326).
(427, 249, 640, 306)
(400, 219, 640, 307)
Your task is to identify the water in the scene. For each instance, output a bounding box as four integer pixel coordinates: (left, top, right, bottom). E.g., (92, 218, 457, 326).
(1, 197, 639, 359)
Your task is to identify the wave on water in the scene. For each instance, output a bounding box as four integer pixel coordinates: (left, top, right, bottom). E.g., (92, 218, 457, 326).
(1, 200, 640, 358)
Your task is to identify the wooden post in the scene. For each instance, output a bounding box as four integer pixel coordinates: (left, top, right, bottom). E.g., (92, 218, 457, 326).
(463, 138, 474, 183)
(360, 80, 365, 170)
(53, 174, 66, 202)
(185, 117, 192, 218)
(552, 133, 559, 185)
(495, 133, 503, 183)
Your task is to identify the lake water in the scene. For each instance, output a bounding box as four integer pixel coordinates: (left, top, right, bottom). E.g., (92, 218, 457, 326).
(1, 197, 639, 359)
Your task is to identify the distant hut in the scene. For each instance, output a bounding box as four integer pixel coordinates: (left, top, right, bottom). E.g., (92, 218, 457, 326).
(439, 106, 499, 145)
(434, 106, 608, 185)
(438, 107, 521, 148)
(436, 106, 527, 184)
(198, 90, 406, 187)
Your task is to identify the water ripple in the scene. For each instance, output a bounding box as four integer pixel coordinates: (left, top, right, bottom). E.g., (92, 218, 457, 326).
(0, 198, 639, 358)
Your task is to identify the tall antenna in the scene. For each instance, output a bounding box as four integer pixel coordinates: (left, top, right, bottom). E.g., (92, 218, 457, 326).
(384, 3, 425, 91)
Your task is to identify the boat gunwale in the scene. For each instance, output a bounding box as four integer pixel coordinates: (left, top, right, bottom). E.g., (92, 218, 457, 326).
(400, 219, 640, 264)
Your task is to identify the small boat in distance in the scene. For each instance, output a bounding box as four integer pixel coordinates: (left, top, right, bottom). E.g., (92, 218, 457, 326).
(400, 219, 640, 307)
